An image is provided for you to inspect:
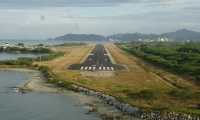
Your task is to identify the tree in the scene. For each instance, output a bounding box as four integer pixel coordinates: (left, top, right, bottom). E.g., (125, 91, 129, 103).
(139, 90, 154, 99)
(0, 47, 4, 52)
(5, 46, 11, 52)
(38, 44, 44, 47)
(39, 66, 52, 72)
(17, 43, 24, 47)
(11, 47, 20, 51)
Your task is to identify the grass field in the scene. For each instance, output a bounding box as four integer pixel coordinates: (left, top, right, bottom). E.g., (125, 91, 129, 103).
(35, 44, 200, 115)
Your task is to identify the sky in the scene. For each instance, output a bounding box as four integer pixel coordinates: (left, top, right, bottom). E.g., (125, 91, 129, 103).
(0, 0, 200, 39)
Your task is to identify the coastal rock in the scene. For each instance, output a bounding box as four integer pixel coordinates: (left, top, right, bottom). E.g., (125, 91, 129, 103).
(89, 107, 98, 112)
(70, 84, 200, 120)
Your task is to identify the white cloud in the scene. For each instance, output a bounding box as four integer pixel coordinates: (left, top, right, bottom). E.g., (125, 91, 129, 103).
(0, 0, 199, 39)
(180, 22, 199, 26)
(21, 21, 30, 27)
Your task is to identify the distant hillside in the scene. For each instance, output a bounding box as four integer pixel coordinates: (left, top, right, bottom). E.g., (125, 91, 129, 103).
(108, 29, 200, 42)
(53, 29, 200, 42)
(54, 33, 106, 41)
(159, 29, 200, 41)
(107, 33, 158, 42)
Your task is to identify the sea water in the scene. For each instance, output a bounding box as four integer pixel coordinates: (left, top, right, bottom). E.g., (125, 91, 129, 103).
(0, 70, 101, 120)
(0, 39, 114, 46)
(0, 52, 44, 60)
(0, 39, 114, 60)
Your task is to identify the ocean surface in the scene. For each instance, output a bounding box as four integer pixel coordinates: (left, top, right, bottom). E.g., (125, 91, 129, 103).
(0, 52, 44, 60)
(0, 70, 101, 120)
(0, 39, 114, 60)
(0, 40, 106, 119)
(0, 39, 114, 46)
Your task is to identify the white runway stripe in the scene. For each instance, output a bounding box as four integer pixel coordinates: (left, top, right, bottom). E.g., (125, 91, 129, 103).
(80, 66, 115, 71)
(107, 67, 110, 70)
(111, 67, 114, 71)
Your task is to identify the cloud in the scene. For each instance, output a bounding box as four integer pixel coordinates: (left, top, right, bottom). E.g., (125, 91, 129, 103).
(180, 22, 199, 26)
(21, 21, 30, 27)
(0, 0, 199, 39)
(0, 0, 177, 9)
(182, 5, 200, 12)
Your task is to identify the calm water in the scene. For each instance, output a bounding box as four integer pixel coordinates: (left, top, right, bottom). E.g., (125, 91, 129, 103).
(0, 40, 113, 60)
(0, 52, 43, 60)
(0, 70, 101, 120)
(0, 40, 106, 119)
(0, 39, 114, 46)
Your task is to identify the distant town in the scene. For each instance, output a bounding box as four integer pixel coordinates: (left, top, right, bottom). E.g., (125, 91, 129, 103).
(109, 37, 170, 42)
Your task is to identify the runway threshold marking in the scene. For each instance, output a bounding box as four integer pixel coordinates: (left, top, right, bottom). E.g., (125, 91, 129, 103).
(111, 67, 114, 71)
(89, 67, 92, 70)
(93, 67, 96, 70)
(85, 67, 88, 70)
(81, 67, 84, 70)
(106, 67, 109, 70)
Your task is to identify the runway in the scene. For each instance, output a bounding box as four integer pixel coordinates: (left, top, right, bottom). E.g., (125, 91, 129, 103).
(66, 44, 129, 71)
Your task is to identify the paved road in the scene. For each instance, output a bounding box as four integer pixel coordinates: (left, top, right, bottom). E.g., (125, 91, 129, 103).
(66, 44, 129, 71)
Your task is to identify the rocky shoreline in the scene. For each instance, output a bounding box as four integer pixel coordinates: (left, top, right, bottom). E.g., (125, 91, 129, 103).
(3, 68, 133, 119)
(70, 84, 200, 120)
(2, 68, 200, 120)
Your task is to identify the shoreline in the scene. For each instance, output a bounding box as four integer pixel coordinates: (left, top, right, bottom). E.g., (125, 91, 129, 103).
(1, 69, 200, 119)
(1, 68, 134, 119)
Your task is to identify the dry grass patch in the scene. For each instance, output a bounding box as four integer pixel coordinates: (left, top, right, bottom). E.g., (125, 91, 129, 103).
(36, 43, 200, 115)
(35, 44, 94, 72)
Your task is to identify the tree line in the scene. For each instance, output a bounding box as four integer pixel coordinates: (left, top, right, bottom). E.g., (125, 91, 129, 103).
(116, 42, 200, 81)
(0, 46, 53, 53)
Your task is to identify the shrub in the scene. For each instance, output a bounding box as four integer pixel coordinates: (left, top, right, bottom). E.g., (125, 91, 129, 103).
(19, 60, 32, 66)
(32, 64, 38, 67)
(187, 92, 200, 99)
(170, 89, 186, 98)
(139, 90, 154, 99)
(57, 81, 73, 88)
(38, 66, 52, 72)
(196, 76, 200, 81)
(198, 103, 200, 109)
(35, 52, 65, 61)
(122, 89, 131, 93)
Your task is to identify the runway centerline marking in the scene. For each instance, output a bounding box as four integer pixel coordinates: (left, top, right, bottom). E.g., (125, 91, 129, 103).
(66, 44, 130, 71)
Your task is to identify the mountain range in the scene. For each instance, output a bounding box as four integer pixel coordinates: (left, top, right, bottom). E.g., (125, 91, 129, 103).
(53, 29, 200, 42)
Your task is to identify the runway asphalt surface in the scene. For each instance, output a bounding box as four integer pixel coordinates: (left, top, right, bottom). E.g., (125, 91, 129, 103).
(66, 44, 129, 71)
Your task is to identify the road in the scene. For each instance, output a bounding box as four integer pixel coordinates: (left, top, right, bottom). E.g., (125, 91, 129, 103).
(66, 44, 129, 71)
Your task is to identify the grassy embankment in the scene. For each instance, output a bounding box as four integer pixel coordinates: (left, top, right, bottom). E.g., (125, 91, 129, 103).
(31, 44, 200, 115)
